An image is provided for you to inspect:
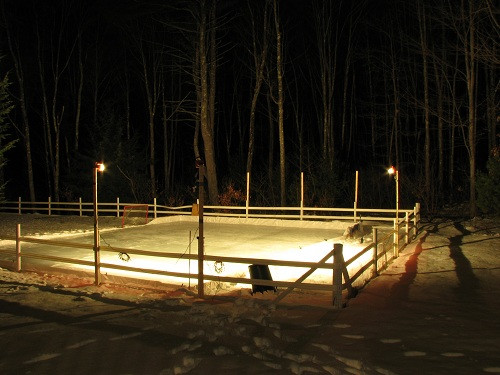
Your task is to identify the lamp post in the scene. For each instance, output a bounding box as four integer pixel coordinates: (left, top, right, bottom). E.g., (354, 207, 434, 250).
(388, 166, 400, 257)
(387, 166, 399, 221)
(93, 162, 105, 285)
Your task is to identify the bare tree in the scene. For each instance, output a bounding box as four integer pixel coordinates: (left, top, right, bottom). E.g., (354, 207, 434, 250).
(312, 1, 339, 169)
(35, 2, 78, 202)
(73, 34, 84, 151)
(246, 0, 270, 176)
(418, 0, 431, 200)
(197, 0, 219, 204)
(2, 4, 36, 201)
(138, 23, 162, 198)
(462, 0, 478, 217)
(273, 0, 286, 206)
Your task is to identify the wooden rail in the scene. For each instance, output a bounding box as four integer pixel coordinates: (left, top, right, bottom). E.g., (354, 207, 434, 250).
(1, 198, 419, 224)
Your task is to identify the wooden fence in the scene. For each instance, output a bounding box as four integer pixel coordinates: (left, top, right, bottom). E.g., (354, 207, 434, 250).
(0, 202, 420, 307)
(1, 197, 419, 223)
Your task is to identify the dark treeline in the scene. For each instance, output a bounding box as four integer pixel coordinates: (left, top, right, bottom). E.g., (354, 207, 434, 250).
(0, 0, 498, 216)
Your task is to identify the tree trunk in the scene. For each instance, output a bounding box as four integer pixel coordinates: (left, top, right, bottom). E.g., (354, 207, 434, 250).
(3, 8, 36, 202)
(74, 36, 83, 152)
(485, 63, 497, 151)
(433, 55, 444, 196)
(140, 44, 158, 198)
(448, 47, 460, 192)
(267, 91, 274, 187)
(388, 33, 400, 168)
(314, 1, 338, 169)
(273, 0, 286, 206)
(463, 0, 477, 218)
(418, 1, 431, 201)
(199, 0, 218, 204)
(366, 40, 376, 159)
(246, 2, 269, 175)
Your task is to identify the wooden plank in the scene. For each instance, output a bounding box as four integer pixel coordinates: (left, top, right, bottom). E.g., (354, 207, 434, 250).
(274, 248, 334, 303)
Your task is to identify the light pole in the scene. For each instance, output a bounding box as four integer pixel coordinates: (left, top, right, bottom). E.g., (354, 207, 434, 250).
(388, 166, 400, 257)
(93, 162, 105, 285)
(387, 166, 399, 221)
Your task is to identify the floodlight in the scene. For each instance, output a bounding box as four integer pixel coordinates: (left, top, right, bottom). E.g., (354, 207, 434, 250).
(95, 162, 105, 172)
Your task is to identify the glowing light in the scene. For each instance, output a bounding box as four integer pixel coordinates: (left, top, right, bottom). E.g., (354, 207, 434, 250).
(387, 166, 396, 175)
(96, 162, 105, 172)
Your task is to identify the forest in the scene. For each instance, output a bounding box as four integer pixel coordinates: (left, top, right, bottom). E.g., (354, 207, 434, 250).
(0, 0, 498, 217)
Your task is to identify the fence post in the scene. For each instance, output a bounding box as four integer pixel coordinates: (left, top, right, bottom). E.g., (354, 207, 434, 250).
(116, 197, 120, 217)
(393, 219, 399, 258)
(300, 172, 304, 220)
(94, 227, 101, 285)
(354, 170, 358, 222)
(246, 172, 250, 219)
(79, 197, 82, 216)
(414, 203, 420, 238)
(372, 227, 378, 277)
(16, 224, 21, 272)
(405, 211, 410, 244)
(154, 198, 157, 219)
(189, 230, 192, 290)
(333, 243, 343, 308)
(48, 196, 52, 215)
(18, 197, 21, 215)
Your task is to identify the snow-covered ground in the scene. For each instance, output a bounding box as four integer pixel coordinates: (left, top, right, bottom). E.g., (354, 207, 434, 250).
(0, 213, 499, 374)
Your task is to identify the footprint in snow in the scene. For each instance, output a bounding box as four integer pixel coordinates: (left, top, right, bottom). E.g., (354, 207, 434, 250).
(380, 338, 402, 344)
(403, 351, 426, 357)
(109, 332, 143, 341)
(341, 334, 364, 339)
(440, 352, 464, 357)
(483, 367, 500, 373)
(24, 353, 61, 364)
(311, 343, 332, 353)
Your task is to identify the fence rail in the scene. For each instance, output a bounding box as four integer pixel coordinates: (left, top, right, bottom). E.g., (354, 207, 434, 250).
(1, 197, 419, 223)
(0, 201, 420, 307)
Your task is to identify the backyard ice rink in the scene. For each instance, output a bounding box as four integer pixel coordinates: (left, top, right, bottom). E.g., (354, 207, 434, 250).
(0, 216, 381, 294)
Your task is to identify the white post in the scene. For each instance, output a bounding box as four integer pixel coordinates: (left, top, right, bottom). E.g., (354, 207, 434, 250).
(48, 196, 52, 215)
(79, 197, 82, 216)
(300, 172, 304, 220)
(395, 170, 399, 223)
(116, 197, 120, 217)
(414, 203, 420, 238)
(18, 196, 21, 215)
(246, 172, 250, 219)
(93, 164, 101, 286)
(154, 198, 157, 219)
(189, 230, 192, 290)
(354, 170, 359, 222)
(16, 224, 21, 272)
(405, 211, 410, 244)
(393, 219, 399, 258)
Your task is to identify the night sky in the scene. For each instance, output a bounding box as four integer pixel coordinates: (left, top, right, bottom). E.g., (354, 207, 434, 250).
(0, 0, 498, 213)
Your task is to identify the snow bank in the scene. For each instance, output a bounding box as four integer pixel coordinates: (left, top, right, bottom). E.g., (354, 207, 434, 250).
(149, 214, 354, 230)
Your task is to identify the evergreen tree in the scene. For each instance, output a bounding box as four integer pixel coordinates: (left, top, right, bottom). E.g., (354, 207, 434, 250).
(0, 73, 17, 203)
